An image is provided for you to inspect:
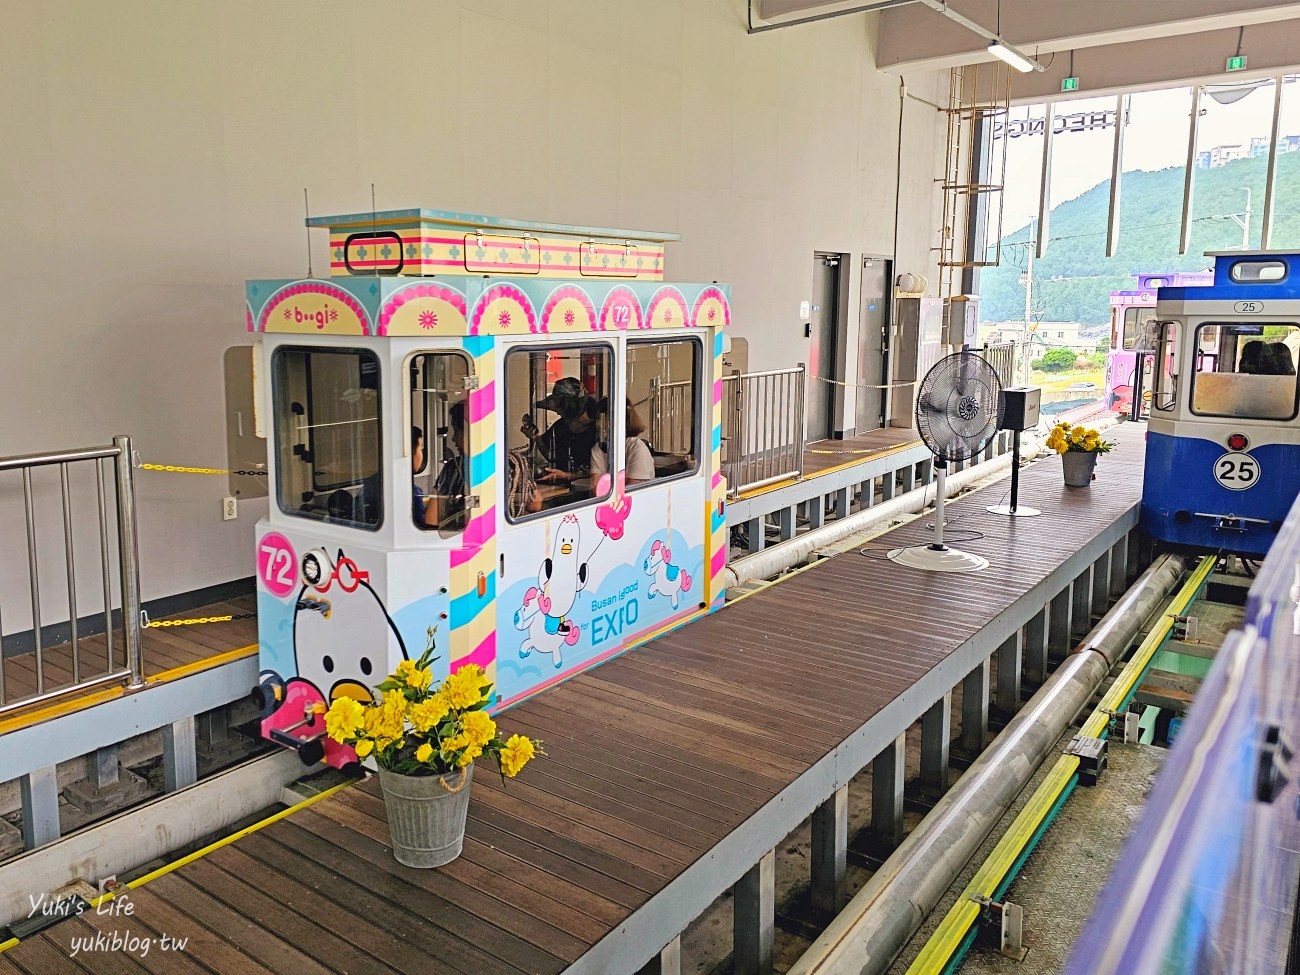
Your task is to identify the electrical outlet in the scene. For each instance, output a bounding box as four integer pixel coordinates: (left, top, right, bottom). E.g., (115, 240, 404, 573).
(222, 497, 238, 521)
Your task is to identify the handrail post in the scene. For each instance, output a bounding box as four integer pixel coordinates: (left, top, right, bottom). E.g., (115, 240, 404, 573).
(113, 435, 145, 688)
(795, 363, 807, 477)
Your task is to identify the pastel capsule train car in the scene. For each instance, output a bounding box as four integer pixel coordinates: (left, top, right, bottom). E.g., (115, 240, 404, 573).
(1142, 251, 1300, 559)
(1105, 270, 1213, 417)
(245, 208, 730, 765)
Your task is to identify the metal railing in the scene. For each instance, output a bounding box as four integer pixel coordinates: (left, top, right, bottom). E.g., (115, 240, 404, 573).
(981, 340, 1016, 388)
(647, 378, 695, 456)
(0, 435, 144, 715)
(1068, 490, 1300, 975)
(720, 365, 807, 495)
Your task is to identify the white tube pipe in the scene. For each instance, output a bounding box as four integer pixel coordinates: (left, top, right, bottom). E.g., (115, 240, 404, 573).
(724, 443, 1038, 591)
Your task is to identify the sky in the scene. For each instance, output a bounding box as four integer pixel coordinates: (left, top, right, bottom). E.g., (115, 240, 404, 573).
(999, 77, 1300, 236)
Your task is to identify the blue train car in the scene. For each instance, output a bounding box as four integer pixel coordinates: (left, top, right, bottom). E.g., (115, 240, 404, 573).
(1142, 252, 1300, 558)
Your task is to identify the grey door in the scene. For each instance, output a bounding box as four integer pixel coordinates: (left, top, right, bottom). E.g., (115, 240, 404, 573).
(807, 254, 839, 442)
(855, 256, 891, 432)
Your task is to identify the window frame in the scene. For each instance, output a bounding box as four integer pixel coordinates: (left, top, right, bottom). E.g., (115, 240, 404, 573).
(1151, 321, 1180, 413)
(271, 344, 383, 532)
(625, 335, 705, 492)
(1189, 321, 1300, 421)
(502, 339, 616, 525)
(406, 349, 475, 536)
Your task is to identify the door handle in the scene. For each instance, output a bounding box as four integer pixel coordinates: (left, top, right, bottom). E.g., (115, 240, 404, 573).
(805, 323, 812, 338)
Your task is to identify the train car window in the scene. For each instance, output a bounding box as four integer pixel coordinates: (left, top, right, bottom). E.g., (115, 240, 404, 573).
(504, 343, 613, 521)
(272, 347, 381, 530)
(1121, 307, 1156, 351)
(1191, 323, 1299, 420)
(408, 352, 472, 536)
(1230, 261, 1287, 283)
(1151, 322, 1179, 412)
(611, 338, 702, 489)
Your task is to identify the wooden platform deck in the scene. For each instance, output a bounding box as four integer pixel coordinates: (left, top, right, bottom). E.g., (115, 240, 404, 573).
(801, 427, 920, 479)
(0, 595, 257, 731)
(0, 431, 1147, 975)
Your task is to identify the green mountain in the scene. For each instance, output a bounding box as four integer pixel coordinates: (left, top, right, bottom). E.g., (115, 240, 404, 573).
(980, 151, 1300, 325)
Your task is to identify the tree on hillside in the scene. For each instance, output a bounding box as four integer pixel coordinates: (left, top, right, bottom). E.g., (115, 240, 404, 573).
(980, 149, 1300, 326)
(1033, 348, 1077, 372)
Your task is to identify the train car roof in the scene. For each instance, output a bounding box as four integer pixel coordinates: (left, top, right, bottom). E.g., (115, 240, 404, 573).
(306, 207, 682, 243)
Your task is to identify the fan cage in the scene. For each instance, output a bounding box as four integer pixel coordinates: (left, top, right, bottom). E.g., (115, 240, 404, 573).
(914, 352, 1003, 463)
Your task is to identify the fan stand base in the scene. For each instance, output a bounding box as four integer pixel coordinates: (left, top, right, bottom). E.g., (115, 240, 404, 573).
(986, 504, 1041, 518)
(887, 544, 989, 573)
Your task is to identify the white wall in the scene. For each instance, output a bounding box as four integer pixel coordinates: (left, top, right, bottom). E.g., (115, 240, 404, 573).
(0, 0, 948, 616)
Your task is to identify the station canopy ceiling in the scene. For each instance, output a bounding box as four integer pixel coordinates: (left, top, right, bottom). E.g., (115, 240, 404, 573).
(750, 0, 1300, 102)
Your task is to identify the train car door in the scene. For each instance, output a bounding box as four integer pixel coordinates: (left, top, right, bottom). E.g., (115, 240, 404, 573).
(492, 331, 709, 708)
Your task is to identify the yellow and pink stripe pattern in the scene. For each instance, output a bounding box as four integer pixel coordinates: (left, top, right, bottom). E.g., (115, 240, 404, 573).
(449, 336, 500, 696)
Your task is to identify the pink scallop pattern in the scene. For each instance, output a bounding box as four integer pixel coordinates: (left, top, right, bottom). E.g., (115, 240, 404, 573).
(257, 281, 371, 334)
(245, 303, 254, 333)
(377, 282, 469, 335)
(540, 285, 597, 331)
(645, 286, 689, 330)
(691, 286, 731, 329)
(469, 284, 538, 335)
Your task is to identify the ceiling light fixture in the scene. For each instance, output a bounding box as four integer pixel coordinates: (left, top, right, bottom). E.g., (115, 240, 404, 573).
(988, 39, 1037, 73)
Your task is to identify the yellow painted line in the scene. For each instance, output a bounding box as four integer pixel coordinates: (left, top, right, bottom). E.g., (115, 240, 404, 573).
(735, 440, 924, 502)
(906, 756, 1080, 973)
(0, 644, 258, 736)
(1081, 555, 1215, 739)
(0, 774, 352, 957)
(91, 778, 354, 909)
(905, 554, 1217, 974)
(147, 644, 258, 683)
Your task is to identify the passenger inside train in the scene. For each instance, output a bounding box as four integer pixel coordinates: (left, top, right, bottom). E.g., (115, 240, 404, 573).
(1191, 327, 1300, 419)
(591, 399, 655, 485)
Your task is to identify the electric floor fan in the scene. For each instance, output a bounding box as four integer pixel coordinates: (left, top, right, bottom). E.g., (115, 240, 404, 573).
(888, 352, 1002, 572)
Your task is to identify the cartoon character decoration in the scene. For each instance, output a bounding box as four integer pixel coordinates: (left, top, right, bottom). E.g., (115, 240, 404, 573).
(260, 548, 408, 766)
(644, 539, 693, 610)
(515, 478, 631, 671)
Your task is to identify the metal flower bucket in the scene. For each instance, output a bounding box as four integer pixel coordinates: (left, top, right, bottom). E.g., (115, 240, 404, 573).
(377, 764, 474, 868)
(1062, 451, 1098, 488)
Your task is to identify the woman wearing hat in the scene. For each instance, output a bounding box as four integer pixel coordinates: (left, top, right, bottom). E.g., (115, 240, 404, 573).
(590, 399, 655, 485)
(527, 377, 600, 488)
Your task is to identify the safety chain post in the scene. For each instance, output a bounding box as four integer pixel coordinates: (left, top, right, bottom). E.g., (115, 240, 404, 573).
(113, 435, 146, 688)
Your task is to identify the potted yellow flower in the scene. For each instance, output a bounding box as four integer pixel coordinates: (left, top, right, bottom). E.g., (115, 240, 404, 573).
(1045, 421, 1115, 487)
(321, 633, 540, 868)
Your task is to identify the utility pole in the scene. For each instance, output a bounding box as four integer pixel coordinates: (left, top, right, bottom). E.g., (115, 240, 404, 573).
(1021, 216, 1036, 386)
(1226, 187, 1252, 250)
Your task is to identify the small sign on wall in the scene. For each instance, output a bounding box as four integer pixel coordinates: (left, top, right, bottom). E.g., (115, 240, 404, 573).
(799, 300, 810, 319)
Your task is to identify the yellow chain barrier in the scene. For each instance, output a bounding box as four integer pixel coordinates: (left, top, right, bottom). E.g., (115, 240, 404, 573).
(140, 611, 255, 628)
(139, 463, 267, 476)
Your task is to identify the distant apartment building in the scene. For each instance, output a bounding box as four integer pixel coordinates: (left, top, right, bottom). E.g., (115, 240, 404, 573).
(1202, 134, 1300, 167)
(979, 321, 1092, 354)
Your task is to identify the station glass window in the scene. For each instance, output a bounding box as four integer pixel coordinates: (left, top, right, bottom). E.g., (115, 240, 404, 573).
(409, 352, 472, 536)
(607, 338, 702, 489)
(272, 347, 381, 529)
(1190, 323, 1299, 420)
(504, 343, 612, 520)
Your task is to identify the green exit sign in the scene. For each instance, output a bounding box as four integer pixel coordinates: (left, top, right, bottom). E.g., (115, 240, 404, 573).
(1061, 76, 1079, 92)
(1227, 55, 1248, 71)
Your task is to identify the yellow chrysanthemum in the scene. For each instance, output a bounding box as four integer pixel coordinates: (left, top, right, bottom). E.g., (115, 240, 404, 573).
(354, 738, 375, 758)
(444, 666, 489, 710)
(394, 659, 433, 692)
(461, 710, 497, 749)
(409, 693, 450, 733)
(362, 692, 405, 741)
(441, 732, 468, 753)
(324, 697, 366, 743)
(499, 735, 536, 777)
(456, 743, 483, 768)
(415, 742, 434, 763)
